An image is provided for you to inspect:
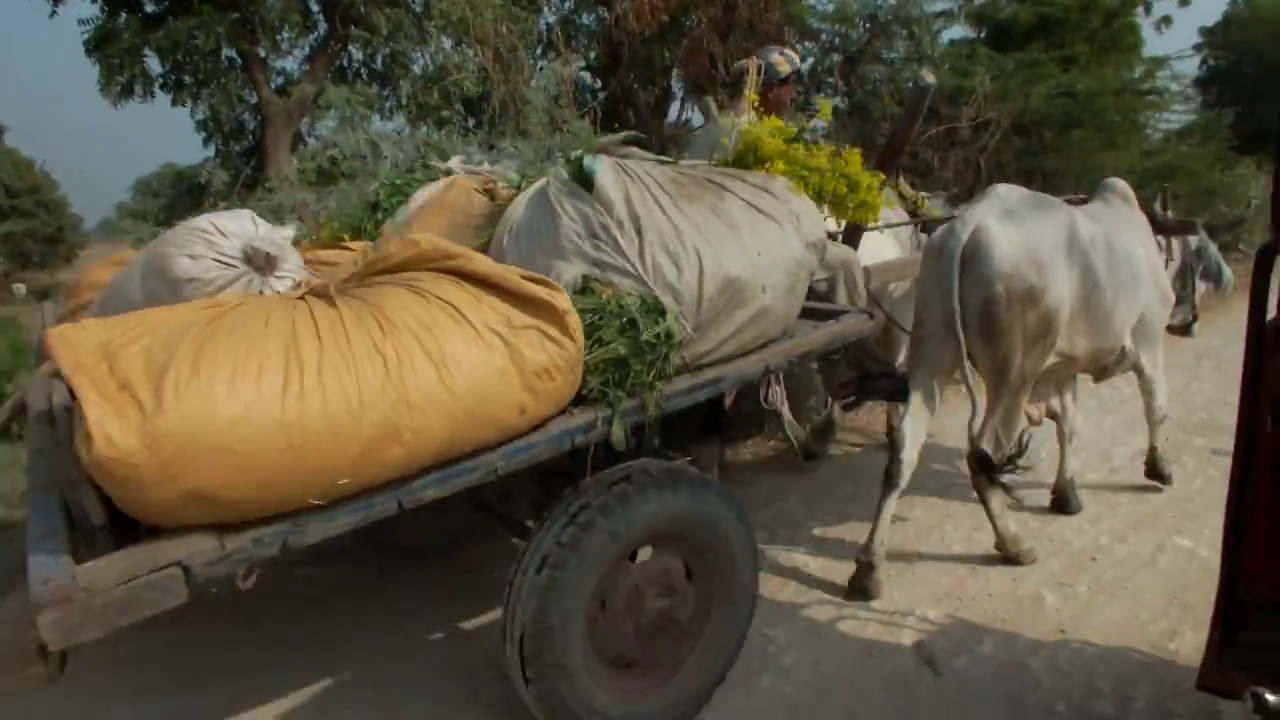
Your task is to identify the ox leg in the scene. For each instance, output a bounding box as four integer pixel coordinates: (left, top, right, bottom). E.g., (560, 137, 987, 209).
(1133, 338, 1174, 487)
(844, 380, 940, 602)
(1047, 377, 1083, 516)
(969, 385, 1038, 567)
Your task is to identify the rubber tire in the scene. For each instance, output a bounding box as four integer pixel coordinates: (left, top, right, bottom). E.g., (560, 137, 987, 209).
(502, 459, 759, 720)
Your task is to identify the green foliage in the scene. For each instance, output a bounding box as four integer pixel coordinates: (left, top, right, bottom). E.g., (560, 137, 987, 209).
(1195, 0, 1280, 159)
(1125, 109, 1268, 249)
(572, 278, 684, 449)
(49, 0, 550, 183)
(94, 161, 217, 246)
(0, 125, 85, 272)
(0, 315, 32, 406)
(94, 87, 597, 248)
(87, 0, 1266, 258)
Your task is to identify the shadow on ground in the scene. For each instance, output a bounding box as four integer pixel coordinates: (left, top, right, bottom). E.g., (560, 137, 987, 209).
(727, 425, 985, 569)
(0, 435, 1243, 719)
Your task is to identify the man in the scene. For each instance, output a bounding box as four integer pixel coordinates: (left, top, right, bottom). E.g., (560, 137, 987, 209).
(681, 45, 847, 461)
(682, 45, 803, 163)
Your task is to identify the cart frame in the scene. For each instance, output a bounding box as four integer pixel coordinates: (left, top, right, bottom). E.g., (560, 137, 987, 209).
(24, 301, 882, 682)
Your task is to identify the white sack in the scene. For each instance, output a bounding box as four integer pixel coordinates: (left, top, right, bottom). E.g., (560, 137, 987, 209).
(89, 209, 308, 318)
(489, 153, 831, 368)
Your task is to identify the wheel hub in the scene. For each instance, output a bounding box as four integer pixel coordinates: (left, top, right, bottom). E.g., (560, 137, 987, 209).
(588, 544, 708, 691)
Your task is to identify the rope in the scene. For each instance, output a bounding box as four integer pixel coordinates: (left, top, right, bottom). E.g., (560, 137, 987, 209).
(735, 56, 765, 108)
(759, 371, 810, 455)
(867, 288, 911, 336)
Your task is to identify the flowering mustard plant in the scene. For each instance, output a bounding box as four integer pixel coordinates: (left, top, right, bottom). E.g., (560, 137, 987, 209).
(720, 94, 885, 226)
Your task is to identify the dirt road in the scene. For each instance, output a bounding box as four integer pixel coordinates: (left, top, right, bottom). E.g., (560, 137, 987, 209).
(0, 285, 1260, 719)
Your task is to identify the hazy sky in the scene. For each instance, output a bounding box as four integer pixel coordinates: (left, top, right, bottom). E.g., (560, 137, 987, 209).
(0, 0, 1229, 225)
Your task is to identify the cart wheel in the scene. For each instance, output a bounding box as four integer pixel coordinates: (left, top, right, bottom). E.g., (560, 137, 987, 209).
(503, 459, 758, 720)
(35, 641, 67, 682)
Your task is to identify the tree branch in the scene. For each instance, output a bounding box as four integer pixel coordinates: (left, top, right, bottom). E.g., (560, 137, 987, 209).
(233, 44, 275, 103)
(298, 0, 352, 93)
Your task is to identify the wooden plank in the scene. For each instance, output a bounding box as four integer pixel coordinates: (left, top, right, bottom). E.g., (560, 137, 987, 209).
(49, 377, 114, 560)
(183, 308, 881, 583)
(189, 524, 289, 582)
(841, 69, 937, 252)
(800, 301, 862, 321)
(25, 305, 79, 607)
(74, 531, 221, 593)
(35, 566, 189, 652)
(286, 495, 402, 549)
(864, 255, 922, 290)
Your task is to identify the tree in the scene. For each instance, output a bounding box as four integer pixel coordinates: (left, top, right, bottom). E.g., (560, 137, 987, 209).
(1194, 0, 1280, 159)
(543, 0, 805, 152)
(95, 161, 219, 246)
(46, 0, 476, 183)
(0, 124, 85, 272)
(895, 0, 1186, 196)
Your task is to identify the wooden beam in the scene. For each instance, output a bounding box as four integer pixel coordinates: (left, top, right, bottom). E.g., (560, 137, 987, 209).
(840, 69, 937, 251)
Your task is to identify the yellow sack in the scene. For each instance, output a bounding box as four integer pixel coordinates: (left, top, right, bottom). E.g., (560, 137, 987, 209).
(58, 245, 138, 323)
(378, 175, 514, 250)
(300, 240, 374, 282)
(45, 235, 585, 528)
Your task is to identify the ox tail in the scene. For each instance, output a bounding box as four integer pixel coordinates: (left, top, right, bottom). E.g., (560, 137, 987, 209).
(938, 207, 986, 453)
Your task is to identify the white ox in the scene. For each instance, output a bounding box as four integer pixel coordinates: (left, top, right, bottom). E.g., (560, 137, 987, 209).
(843, 177, 1234, 601)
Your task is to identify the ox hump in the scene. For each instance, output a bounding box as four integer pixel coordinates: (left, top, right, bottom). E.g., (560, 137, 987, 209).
(1093, 177, 1141, 208)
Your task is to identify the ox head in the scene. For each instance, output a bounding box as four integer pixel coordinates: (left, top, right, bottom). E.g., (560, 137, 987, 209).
(1148, 190, 1234, 337)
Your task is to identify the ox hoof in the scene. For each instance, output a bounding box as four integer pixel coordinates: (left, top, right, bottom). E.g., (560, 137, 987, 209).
(1144, 452, 1174, 487)
(1049, 486, 1083, 516)
(996, 538, 1038, 566)
(843, 562, 883, 602)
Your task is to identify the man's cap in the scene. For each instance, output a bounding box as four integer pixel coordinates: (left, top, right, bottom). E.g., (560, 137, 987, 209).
(755, 45, 802, 85)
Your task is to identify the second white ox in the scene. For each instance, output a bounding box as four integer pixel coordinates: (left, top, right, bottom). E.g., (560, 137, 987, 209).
(843, 177, 1234, 601)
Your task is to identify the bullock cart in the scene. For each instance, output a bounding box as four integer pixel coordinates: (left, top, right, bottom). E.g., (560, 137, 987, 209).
(20, 295, 889, 720)
(19, 68, 943, 720)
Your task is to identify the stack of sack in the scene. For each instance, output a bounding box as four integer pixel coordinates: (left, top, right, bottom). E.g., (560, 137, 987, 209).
(46, 205, 583, 529)
(47, 146, 877, 529)
(489, 146, 854, 370)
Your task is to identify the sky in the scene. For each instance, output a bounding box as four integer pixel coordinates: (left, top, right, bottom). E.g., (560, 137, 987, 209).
(0, 0, 1231, 226)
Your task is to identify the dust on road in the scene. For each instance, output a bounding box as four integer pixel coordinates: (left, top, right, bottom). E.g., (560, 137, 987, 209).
(0, 285, 1260, 719)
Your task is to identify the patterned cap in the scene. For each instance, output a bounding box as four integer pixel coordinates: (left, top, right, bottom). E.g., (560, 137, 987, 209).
(755, 45, 802, 85)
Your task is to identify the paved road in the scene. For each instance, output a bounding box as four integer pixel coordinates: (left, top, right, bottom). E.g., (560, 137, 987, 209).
(0, 282, 1262, 719)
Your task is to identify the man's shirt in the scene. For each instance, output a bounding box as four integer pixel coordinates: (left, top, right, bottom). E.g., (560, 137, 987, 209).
(682, 104, 753, 163)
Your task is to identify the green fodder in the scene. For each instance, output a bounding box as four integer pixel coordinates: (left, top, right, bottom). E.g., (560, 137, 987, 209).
(572, 278, 683, 448)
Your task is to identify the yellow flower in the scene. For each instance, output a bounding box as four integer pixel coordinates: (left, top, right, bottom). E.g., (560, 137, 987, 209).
(719, 108, 884, 226)
(815, 97, 834, 122)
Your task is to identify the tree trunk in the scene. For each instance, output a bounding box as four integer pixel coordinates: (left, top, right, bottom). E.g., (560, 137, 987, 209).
(258, 96, 313, 183)
(233, 18, 345, 184)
